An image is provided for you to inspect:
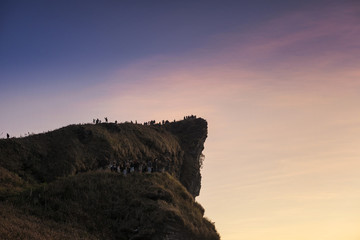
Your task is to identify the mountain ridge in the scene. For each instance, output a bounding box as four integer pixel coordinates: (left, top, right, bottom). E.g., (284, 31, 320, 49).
(0, 117, 220, 240)
(0, 117, 207, 197)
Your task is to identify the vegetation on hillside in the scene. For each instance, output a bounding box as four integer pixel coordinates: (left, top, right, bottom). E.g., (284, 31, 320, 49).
(2, 172, 219, 240)
(0, 122, 181, 183)
(0, 117, 219, 239)
(0, 203, 99, 240)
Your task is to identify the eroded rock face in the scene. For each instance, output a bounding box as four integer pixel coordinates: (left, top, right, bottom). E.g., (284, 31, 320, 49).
(165, 118, 208, 197)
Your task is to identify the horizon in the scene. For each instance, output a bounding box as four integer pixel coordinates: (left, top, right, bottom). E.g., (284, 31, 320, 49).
(1, 1, 360, 239)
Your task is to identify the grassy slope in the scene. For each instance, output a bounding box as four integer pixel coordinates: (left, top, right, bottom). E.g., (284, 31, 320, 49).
(0, 118, 219, 239)
(0, 203, 99, 240)
(0, 122, 183, 187)
(4, 172, 219, 240)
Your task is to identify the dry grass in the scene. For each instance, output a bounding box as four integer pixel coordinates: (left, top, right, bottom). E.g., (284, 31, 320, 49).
(0, 118, 219, 239)
(0, 203, 99, 240)
(6, 172, 219, 240)
(0, 121, 186, 184)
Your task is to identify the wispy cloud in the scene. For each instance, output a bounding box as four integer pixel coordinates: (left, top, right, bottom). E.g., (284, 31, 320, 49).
(88, 2, 360, 108)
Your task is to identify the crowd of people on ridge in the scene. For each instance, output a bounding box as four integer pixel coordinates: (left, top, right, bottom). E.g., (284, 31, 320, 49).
(2, 115, 199, 140)
(183, 115, 196, 120)
(109, 158, 171, 176)
(92, 115, 197, 127)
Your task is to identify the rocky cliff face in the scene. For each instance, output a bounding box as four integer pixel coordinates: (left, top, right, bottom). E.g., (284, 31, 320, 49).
(0, 117, 219, 240)
(165, 118, 207, 197)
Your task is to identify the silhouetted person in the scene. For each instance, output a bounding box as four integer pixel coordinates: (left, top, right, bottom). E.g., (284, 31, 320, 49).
(153, 158, 158, 172)
(130, 160, 135, 173)
(138, 161, 143, 173)
(115, 120, 118, 124)
(110, 161, 119, 172)
(147, 160, 152, 173)
(123, 161, 128, 176)
(6, 133, 9, 139)
(126, 160, 131, 173)
(105, 117, 108, 123)
(134, 160, 139, 173)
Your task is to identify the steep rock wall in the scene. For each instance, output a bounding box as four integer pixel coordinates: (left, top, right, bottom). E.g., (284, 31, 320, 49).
(165, 118, 207, 197)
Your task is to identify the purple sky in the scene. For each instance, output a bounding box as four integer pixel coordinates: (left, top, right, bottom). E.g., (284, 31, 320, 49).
(1, 0, 330, 90)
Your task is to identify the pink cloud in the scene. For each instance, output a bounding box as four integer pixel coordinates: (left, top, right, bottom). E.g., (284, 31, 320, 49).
(70, 2, 360, 126)
(205, 3, 360, 75)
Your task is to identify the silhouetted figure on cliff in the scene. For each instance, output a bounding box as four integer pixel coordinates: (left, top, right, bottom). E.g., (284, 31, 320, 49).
(153, 158, 158, 172)
(105, 117, 108, 123)
(130, 160, 135, 173)
(110, 161, 117, 172)
(123, 161, 128, 176)
(134, 160, 139, 173)
(138, 161, 143, 173)
(119, 162, 124, 174)
(6, 133, 9, 139)
(147, 160, 152, 173)
(184, 115, 197, 120)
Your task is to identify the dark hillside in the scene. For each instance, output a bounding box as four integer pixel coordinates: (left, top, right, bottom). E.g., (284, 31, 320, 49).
(6, 172, 219, 240)
(0, 203, 99, 240)
(0, 118, 207, 197)
(0, 117, 219, 239)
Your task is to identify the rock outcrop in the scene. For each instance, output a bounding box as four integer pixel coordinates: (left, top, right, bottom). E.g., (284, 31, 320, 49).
(164, 118, 207, 197)
(0, 117, 219, 240)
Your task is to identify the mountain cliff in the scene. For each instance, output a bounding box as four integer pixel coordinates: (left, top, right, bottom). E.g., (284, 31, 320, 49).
(0, 117, 220, 240)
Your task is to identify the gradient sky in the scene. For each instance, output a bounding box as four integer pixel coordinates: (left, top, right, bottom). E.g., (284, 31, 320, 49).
(1, 1, 360, 239)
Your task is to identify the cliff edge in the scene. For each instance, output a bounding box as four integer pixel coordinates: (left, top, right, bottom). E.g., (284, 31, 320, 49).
(0, 117, 220, 240)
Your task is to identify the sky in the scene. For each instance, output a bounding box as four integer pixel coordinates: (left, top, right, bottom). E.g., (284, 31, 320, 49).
(1, 1, 360, 239)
